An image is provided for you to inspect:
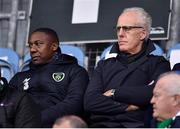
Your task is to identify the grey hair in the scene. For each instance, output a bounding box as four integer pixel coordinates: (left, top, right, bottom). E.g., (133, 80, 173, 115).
(121, 7, 152, 39)
(158, 72, 180, 96)
(54, 115, 87, 128)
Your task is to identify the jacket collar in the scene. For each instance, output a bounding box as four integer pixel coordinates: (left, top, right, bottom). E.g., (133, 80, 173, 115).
(106, 39, 155, 64)
(109, 39, 155, 56)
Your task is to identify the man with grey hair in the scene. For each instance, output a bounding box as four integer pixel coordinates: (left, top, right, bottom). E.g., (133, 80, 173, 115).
(84, 7, 170, 127)
(53, 115, 87, 128)
(151, 72, 180, 128)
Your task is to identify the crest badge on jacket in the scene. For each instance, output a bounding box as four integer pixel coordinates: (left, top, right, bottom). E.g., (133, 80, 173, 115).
(52, 72, 65, 82)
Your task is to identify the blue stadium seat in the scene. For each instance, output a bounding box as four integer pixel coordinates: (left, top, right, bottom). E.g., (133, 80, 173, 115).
(166, 43, 180, 58)
(0, 48, 19, 81)
(150, 43, 164, 56)
(172, 63, 180, 74)
(61, 44, 85, 67)
(166, 43, 180, 69)
(100, 45, 113, 59)
(20, 44, 85, 71)
(0, 59, 15, 81)
(20, 53, 31, 72)
(100, 43, 164, 59)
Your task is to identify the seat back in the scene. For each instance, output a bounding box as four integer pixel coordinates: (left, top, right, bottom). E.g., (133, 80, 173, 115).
(150, 43, 164, 56)
(0, 48, 19, 81)
(167, 43, 180, 69)
(20, 53, 31, 72)
(166, 43, 180, 59)
(61, 45, 85, 67)
(100, 43, 164, 59)
(100, 45, 113, 59)
(0, 59, 15, 81)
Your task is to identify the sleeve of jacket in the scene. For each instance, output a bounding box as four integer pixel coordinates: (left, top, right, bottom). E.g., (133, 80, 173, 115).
(41, 66, 89, 126)
(14, 92, 42, 127)
(84, 60, 128, 115)
(114, 56, 170, 106)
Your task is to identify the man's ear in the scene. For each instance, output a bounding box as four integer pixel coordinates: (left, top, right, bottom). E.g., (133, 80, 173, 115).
(173, 95, 180, 106)
(140, 29, 147, 40)
(51, 42, 59, 51)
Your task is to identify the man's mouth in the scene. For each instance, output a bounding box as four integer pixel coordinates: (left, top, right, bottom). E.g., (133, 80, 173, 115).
(118, 41, 127, 45)
(32, 56, 40, 61)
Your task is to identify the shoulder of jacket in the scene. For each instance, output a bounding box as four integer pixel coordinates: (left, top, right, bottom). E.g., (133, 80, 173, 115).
(59, 54, 78, 64)
(148, 54, 168, 61)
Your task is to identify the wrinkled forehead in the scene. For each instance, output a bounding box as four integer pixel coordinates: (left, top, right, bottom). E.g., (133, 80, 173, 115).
(118, 11, 142, 25)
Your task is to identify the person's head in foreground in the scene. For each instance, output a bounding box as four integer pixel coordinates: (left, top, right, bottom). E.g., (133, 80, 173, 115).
(151, 72, 180, 125)
(53, 115, 87, 128)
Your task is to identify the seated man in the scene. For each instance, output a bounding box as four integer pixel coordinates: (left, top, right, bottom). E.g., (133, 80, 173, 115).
(151, 72, 180, 128)
(53, 115, 87, 128)
(84, 7, 170, 128)
(9, 28, 89, 127)
(0, 74, 41, 127)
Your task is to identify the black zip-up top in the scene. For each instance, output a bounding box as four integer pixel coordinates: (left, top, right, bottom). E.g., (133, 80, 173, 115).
(10, 51, 89, 127)
(84, 39, 170, 128)
(0, 80, 41, 127)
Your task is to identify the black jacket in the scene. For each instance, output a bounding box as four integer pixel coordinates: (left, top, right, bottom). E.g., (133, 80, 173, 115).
(171, 116, 180, 128)
(172, 63, 180, 71)
(84, 39, 170, 128)
(0, 85, 41, 127)
(9, 53, 89, 127)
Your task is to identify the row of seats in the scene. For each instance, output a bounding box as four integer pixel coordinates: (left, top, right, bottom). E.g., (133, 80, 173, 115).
(1, 43, 180, 81)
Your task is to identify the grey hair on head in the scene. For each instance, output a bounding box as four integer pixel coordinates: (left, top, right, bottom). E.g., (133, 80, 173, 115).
(158, 72, 180, 96)
(121, 7, 152, 39)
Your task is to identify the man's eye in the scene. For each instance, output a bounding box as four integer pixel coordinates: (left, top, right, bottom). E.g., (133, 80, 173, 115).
(123, 27, 131, 31)
(35, 42, 44, 46)
(27, 43, 32, 48)
(154, 94, 159, 98)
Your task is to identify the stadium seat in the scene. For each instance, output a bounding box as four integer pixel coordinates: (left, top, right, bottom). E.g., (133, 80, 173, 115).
(100, 45, 113, 59)
(61, 44, 85, 67)
(20, 53, 31, 72)
(0, 48, 19, 81)
(100, 43, 164, 59)
(0, 59, 15, 81)
(166, 43, 180, 69)
(150, 43, 164, 56)
(20, 44, 85, 71)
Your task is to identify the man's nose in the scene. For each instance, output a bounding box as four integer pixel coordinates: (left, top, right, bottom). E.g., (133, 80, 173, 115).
(117, 28, 125, 37)
(150, 96, 155, 104)
(29, 44, 37, 53)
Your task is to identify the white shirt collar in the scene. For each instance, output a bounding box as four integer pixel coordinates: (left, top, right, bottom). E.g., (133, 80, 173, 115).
(105, 53, 117, 59)
(172, 111, 180, 120)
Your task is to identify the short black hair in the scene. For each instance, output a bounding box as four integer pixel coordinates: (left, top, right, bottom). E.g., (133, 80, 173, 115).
(31, 27, 59, 43)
